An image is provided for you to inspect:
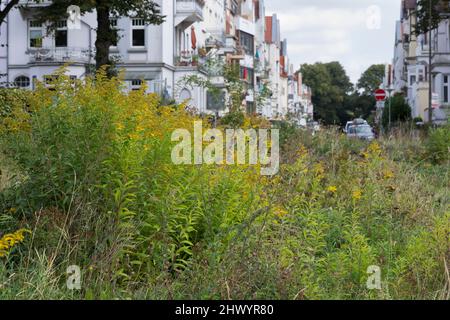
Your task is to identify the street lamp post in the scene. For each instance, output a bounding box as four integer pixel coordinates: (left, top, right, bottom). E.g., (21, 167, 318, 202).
(428, 0, 434, 125)
(387, 86, 394, 131)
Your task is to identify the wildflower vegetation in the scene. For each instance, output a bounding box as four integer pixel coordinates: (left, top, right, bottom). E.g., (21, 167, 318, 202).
(0, 73, 449, 300)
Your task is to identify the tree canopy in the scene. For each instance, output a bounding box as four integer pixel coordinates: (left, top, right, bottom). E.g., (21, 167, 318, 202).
(415, 0, 449, 35)
(300, 62, 353, 125)
(382, 94, 412, 128)
(357, 64, 385, 96)
(300, 63, 389, 126)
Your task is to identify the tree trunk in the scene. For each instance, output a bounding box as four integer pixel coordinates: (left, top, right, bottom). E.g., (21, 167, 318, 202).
(95, 2, 113, 76)
(0, 0, 20, 26)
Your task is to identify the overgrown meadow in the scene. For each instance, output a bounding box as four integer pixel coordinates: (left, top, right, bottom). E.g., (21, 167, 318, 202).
(0, 72, 449, 300)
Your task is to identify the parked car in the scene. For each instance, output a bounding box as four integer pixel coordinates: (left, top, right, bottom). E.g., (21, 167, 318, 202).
(347, 124, 375, 141)
(344, 119, 368, 133)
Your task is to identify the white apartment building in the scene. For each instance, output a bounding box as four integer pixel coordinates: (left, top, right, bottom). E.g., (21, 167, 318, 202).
(263, 14, 280, 119)
(0, 0, 182, 95)
(0, 0, 313, 122)
(391, 0, 449, 123)
(287, 69, 313, 125)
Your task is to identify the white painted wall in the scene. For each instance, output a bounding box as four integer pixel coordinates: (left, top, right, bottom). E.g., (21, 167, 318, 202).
(0, 1, 8, 83)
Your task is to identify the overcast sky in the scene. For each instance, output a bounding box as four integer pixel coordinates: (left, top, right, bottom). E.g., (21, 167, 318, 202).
(264, 0, 402, 84)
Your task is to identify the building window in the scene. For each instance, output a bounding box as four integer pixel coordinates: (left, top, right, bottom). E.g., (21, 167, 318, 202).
(444, 75, 448, 103)
(14, 76, 30, 88)
(230, 0, 238, 15)
(239, 31, 254, 55)
(131, 19, 146, 47)
(110, 18, 118, 47)
(44, 75, 59, 84)
(131, 79, 143, 91)
(44, 75, 59, 91)
(207, 90, 226, 111)
(29, 20, 43, 48)
(410, 75, 416, 85)
(240, 67, 254, 86)
(55, 20, 68, 47)
(179, 88, 192, 101)
(246, 101, 255, 114)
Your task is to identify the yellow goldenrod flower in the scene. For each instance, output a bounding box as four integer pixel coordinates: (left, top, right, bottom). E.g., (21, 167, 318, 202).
(327, 186, 338, 194)
(314, 163, 326, 180)
(368, 142, 381, 155)
(273, 206, 288, 217)
(383, 171, 395, 180)
(0, 229, 31, 259)
(361, 151, 369, 159)
(352, 190, 362, 201)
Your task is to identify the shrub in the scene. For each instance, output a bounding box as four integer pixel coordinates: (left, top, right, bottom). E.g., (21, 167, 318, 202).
(382, 94, 412, 128)
(426, 126, 450, 164)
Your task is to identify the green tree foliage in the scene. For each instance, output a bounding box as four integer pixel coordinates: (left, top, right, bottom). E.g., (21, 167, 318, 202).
(382, 94, 412, 128)
(36, 0, 165, 75)
(179, 58, 271, 118)
(336, 64, 387, 125)
(342, 93, 376, 124)
(426, 125, 450, 163)
(415, 0, 449, 35)
(302, 63, 387, 126)
(357, 64, 385, 96)
(300, 62, 353, 125)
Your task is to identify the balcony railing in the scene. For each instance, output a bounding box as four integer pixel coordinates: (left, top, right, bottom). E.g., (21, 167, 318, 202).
(174, 51, 207, 73)
(18, 0, 52, 7)
(176, 0, 205, 21)
(28, 47, 92, 64)
(205, 30, 226, 48)
(432, 52, 450, 66)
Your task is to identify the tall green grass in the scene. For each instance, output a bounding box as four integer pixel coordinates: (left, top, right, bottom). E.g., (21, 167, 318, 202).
(0, 73, 448, 300)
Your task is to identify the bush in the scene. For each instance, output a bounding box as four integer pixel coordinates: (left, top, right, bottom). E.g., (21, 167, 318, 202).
(426, 126, 450, 164)
(382, 94, 412, 128)
(0, 88, 31, 118)
(0, 70, 266, 297)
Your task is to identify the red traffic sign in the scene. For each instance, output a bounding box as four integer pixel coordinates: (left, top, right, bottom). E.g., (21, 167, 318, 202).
(375, 89, 387, 101)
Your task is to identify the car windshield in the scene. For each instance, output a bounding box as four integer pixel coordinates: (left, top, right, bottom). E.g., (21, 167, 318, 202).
(348, 125, 372, 134)
(355, 126, 372, 134)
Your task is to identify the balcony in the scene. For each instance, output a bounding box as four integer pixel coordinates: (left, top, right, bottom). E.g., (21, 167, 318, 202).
(431, 52, 450, 68)
(28, 47, 92, 64)
(175, 0, 205, 28)
(205, 30, 226, 49)
(235, 16, 255, 35)
(174, 51, 207, 73)
(18, 0, 52, 7)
